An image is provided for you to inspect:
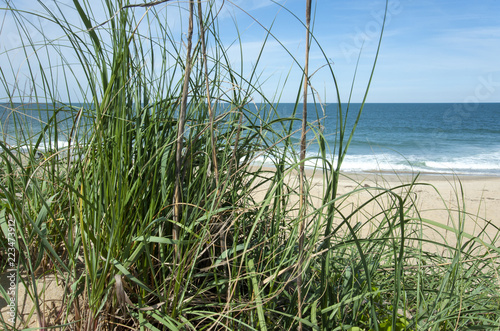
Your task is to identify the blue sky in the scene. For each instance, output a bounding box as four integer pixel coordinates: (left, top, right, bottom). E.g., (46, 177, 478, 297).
(1, 0, 499, 103)
(217, 0, 500, 103)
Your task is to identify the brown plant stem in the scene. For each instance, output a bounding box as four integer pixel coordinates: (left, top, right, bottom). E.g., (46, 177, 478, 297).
(298, 0, 312, 329)
(173, 0, 194, 260)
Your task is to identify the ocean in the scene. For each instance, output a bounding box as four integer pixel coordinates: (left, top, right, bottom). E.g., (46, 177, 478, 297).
(256, 103, 500, 176)
(1, 102, 499, 176)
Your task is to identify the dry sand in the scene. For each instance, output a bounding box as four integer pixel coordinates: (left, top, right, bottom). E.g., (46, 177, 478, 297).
(337, 172, 499, 236)
(251, 168, 500, 250)
(2, 170, 499, 328)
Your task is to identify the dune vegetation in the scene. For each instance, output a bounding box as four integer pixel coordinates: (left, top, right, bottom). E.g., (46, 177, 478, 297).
(1, 0, 499, 330)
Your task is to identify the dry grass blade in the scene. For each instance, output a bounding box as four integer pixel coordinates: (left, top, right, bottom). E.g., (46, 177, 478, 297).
(114, 274, 133, 315)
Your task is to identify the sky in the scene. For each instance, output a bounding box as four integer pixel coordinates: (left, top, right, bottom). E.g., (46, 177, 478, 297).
(1, 0, 499, 103)
(217, 0, 500, 103)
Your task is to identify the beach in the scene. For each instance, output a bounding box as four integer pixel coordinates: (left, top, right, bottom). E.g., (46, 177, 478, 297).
(337, 172, 500, 231)
(1, 0, 500, 328)
(252, 168, 500, 250)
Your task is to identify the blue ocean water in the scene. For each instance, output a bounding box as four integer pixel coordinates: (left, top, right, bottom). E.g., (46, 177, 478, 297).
(258, 103, 500, 176)
(0, 103, 84, 152)
(1, 102, 500, 176)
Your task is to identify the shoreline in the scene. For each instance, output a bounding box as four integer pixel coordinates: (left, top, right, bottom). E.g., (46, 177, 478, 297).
(254, 164, 500, 179)
(254, 165, 500, 181)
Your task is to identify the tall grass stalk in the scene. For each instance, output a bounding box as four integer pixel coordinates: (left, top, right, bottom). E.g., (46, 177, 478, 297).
(0, 0, 499, 330)
(297, 1, 312, 329)
(197, 0, 219, 187)
(173, 0, 194, 262)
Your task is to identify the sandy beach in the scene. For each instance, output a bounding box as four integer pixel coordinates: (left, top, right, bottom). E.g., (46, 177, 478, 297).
(251, 168, 500, 249)
(342, 172, 499, 234)
(336, 171, 499, 227)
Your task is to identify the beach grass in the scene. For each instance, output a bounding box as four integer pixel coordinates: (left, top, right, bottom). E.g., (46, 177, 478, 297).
(1, 0, 499, 330)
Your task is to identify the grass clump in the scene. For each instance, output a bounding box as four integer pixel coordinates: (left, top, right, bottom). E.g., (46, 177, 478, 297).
(0, 0, 499, 330)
